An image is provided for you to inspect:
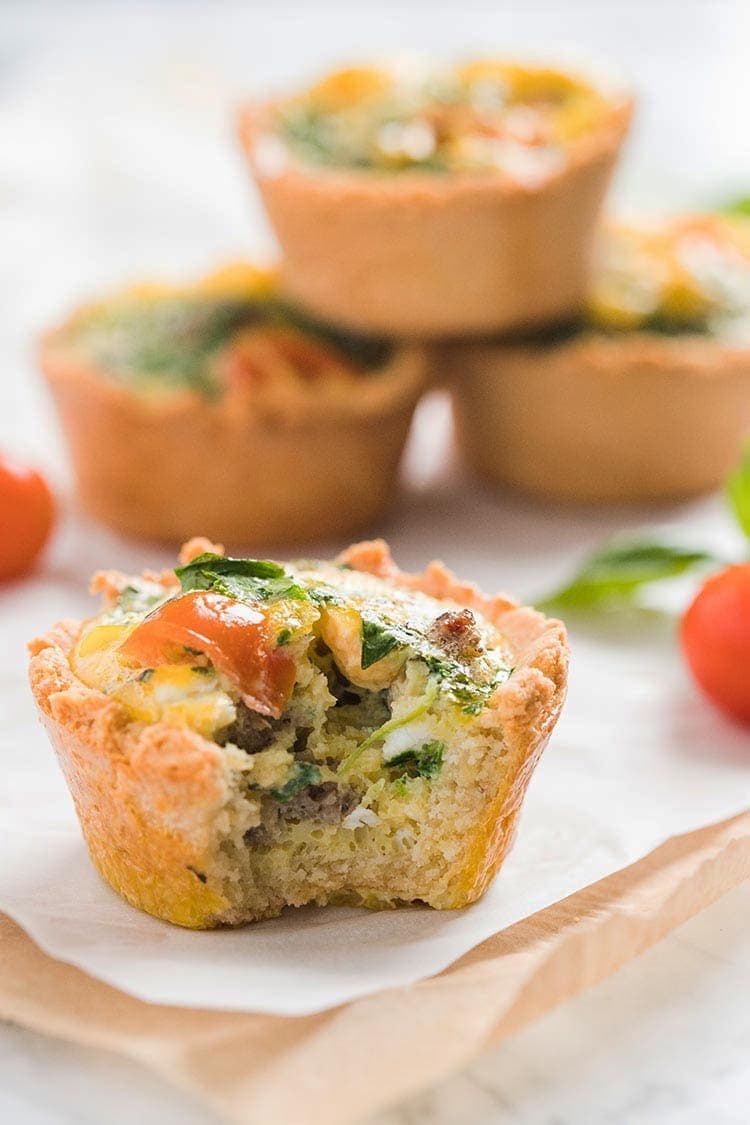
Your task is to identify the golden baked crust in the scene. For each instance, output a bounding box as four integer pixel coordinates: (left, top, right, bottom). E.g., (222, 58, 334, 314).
(39, 278, 427, 546)
(28, 541, 568, 928)
(238, 97, 632, 337)
(448, 333, 750, 503)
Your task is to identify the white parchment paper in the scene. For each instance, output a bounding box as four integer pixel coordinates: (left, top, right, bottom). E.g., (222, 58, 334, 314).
(0, 25, 748, 1015)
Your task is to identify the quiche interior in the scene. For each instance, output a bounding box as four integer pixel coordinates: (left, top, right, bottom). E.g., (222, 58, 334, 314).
(71, 542, 520, 921)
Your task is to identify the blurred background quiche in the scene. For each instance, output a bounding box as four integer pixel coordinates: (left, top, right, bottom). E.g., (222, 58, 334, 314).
(40, 264, 427, 546)
(448, 212, 750, 503)
(239, 58, 632, 336)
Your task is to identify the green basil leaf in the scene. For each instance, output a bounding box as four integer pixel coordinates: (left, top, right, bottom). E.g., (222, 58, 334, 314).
(719, 195, 750, 217)
(389, 740, 445, 779)
(539, 541, 717, 610)
(269, 762, 322, 803)
(726, 447, 750, 540)
(177, 553, 285, 586)
(176, 553, 307, 602)
(360, 618, 402, 669)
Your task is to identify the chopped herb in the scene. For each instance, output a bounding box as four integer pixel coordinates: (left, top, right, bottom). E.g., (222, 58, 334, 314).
(186, 865, 208, 884)
(360, 617, 403, 669)
(117, 583, 166, 616)
(339, 679, 439, 774)
(176, 553, 307, 603)
(191, 665, 213, 676)
(389, 740, 445, 779)
(392, 777, 410, 798)
(269, 761, 322, 802)
(462, 699, 489, 717)
(276, 628, 293, 646)
(726, 446, 750, 541)
(307, 586, 342, 606)
(537, 541, 718, 611)
(136, 668, 155, 682)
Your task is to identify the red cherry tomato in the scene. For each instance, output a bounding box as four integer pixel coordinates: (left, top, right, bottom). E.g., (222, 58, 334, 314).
(120, 590, 296, 719)
(0, 456, 55, 581)
(680, 564, 750, 724)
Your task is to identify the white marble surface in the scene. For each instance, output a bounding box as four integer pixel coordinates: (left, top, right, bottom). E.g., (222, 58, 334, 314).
(1, 0, 750, 1122)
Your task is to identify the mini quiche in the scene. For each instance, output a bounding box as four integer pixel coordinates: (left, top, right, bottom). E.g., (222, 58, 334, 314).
(239, 59, 632, 336)
(28, 537, 568, 928)
(39, 264, 426, 545)
(449, 213, 750, 503)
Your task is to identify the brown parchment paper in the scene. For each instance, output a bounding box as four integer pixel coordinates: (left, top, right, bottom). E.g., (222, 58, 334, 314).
(1, 810, 749, 1125)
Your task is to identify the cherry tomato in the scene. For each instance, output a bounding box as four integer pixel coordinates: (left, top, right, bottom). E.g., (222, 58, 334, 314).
(120, 590, 296, 719)
(0, 456, 55, 581)
(680, 564, 750, 724)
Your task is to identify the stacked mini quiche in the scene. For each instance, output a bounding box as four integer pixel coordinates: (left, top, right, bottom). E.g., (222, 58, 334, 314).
(41, 58, 750, 544)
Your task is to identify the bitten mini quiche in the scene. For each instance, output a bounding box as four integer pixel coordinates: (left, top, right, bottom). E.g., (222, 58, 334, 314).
(449, 213, 750, 503)
(39, 264, 426, 545)
(28, 538, 568, 928)
(239, 59, 632, 336)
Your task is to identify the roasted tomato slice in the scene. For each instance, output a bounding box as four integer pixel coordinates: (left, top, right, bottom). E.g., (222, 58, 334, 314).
(218, 325, 357, 394)
(119, 591, 296, 719)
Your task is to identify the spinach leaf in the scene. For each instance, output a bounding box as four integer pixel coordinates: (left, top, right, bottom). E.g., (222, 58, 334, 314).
(424, 655, 508, 714)
(269, 762, 322, 802)
(339, 680, 439, 775)
(389, 740, 445, 779)
(538, 541, 717, 611)
(360, 617, 403, 669)
(307, 586, 343, 606)
(726, 447, 750, 541)
(719, 195, 750, 218)
(176, 553, 307, 602)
